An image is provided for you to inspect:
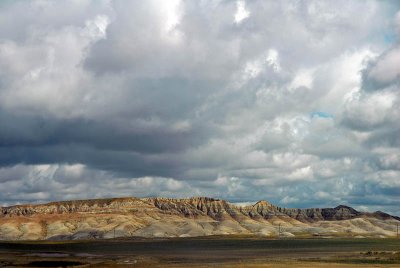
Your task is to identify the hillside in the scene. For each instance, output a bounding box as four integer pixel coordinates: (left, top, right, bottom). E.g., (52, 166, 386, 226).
(0, 197, 398, 240)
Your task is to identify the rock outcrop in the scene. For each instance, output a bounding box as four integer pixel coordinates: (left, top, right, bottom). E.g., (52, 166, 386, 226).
(0, 197, 398, 240)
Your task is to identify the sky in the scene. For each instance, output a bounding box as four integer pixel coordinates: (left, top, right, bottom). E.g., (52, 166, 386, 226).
(0, 0, 399, 215)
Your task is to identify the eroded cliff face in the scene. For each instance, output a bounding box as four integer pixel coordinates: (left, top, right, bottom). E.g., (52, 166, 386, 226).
(134, 197, 368, 221)
(0, 197, 398, 240)
(0, 198, 153, 217)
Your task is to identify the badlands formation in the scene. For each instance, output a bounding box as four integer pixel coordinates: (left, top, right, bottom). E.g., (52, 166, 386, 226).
(0, 197, 399, 240)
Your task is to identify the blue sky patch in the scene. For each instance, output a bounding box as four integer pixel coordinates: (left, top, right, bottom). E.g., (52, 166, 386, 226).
(384, 33, 396, 44)
(310, 111, 334, 119)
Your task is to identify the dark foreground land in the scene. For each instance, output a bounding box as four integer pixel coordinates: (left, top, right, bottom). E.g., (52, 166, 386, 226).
(0, 236, 400, 267)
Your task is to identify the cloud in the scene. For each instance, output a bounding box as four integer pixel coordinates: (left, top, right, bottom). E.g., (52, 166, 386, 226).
(234, 0, 250, 24)
(342, 91, 397, 131)
(0, 0, 399, 215)
(362, 46, 400, 91)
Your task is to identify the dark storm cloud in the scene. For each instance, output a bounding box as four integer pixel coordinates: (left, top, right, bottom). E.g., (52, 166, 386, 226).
(0, 145, 182, 178)
(0, 106, 208, 153)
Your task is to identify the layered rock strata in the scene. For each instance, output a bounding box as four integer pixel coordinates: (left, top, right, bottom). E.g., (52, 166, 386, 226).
(0, 197, 398, 240)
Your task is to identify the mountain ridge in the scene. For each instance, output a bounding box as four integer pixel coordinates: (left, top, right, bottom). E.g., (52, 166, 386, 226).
(1, 196, 399, 221)
(0, 196, 398, 240)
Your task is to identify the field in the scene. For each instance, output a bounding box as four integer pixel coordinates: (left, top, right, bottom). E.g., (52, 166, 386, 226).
(0, 236, 400, 267)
